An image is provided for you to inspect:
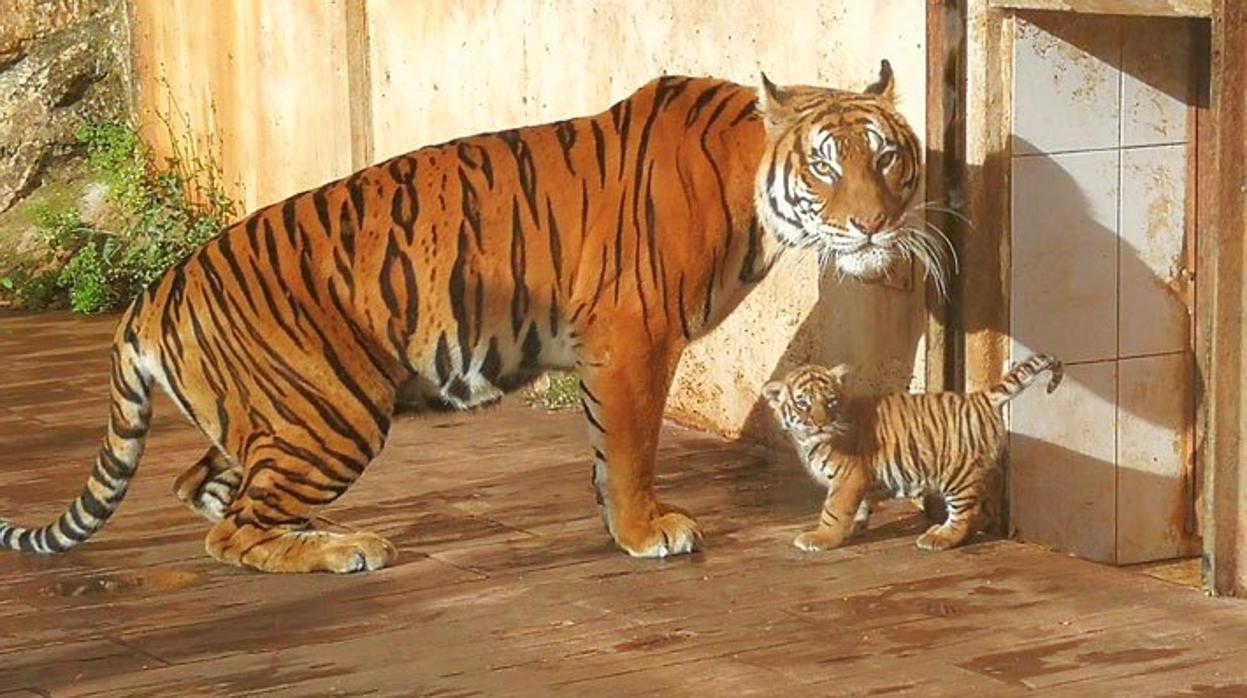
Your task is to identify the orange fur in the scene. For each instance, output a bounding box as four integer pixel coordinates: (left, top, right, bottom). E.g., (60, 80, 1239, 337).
(2, 66, 925, 572)
(765, 355, 1062, 552)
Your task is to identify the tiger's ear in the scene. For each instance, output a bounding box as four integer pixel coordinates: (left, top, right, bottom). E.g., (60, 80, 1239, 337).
(758, 72, 796, 130)
(864, 59, 896, 102)
(828, 364, 852, 381)
(761, 380, 787, 406)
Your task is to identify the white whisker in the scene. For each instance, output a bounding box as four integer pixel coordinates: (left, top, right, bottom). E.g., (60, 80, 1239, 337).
(901, 227, 951, 298)
(921, 220, 960, 274)
(915, 203, 975, 229)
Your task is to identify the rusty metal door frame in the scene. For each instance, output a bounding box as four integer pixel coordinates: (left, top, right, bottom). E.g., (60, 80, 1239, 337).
(928, 0, 1246, 595)
(1200, 0, 1246, 598)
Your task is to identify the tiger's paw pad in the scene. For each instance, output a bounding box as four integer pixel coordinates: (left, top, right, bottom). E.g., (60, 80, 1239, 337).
(915, 524, 961, 551)
(793, 529, 845, 552)
(617, 511, 702, 558)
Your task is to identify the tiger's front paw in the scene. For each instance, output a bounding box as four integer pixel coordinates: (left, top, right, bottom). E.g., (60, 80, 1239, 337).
(793, 528, 848, 552)
(612, 506, 702, 558)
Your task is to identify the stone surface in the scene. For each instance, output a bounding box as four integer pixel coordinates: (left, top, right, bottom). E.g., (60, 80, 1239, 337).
(0, 0, 130, 215)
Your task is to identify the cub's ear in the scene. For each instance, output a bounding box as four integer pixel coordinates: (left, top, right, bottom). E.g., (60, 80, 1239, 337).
(758, 71, 797, 130)
(761, 380, 787, 406)
(863, 59, 896, 102)
(828, 364, 852, 381)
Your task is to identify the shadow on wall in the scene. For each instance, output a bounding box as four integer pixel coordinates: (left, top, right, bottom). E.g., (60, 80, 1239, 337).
(725, 127, 1199, 562)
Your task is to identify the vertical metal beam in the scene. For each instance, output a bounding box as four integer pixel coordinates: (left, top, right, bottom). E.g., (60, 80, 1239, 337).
(1203, 0, 1247, 596)
(960, 0, 1013, 394)
(344, 0, 374, 171)
(924, 0, 966, 394)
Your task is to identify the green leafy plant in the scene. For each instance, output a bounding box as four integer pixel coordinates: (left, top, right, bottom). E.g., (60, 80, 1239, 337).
(0, 267, 62, 310)
(1, 114, 237, 313)
(60, 240, 118, 313)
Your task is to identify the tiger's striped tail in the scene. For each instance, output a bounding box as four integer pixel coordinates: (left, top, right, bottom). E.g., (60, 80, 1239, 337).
(0, 330, 153, 554)
(985, 353, 1063, 408)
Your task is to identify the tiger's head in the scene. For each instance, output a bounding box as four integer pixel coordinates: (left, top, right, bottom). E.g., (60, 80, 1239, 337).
(762, 364, 851, 440)
(755, 61, 949, 291)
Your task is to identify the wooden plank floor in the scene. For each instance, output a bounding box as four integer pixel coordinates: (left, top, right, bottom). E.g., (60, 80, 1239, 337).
(2, 312, 1247, 697)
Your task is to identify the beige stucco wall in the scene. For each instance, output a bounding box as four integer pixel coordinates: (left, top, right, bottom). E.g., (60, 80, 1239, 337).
(131, 0, 357, 213)
(135, 0, 929, 444)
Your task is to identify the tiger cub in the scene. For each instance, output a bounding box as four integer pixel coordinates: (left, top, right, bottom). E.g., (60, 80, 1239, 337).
(762, 354, 1063, 552)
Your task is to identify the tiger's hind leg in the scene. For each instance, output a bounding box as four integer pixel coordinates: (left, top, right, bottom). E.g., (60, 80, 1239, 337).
(174, 447, 242, 522)
(916, 468, 991, 551)
(204, 439, 396, 574)
(851, 483, 890, 535)
(851, 499, 872, 535)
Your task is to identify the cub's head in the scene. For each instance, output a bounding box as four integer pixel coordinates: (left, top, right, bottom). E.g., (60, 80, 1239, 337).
(762, 364, 851, 439)
(755, 61, 949, 291)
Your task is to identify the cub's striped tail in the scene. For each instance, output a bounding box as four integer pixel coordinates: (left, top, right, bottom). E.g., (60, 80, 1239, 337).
(986, 353, 1063, 408)
(0, 334, 153, 554)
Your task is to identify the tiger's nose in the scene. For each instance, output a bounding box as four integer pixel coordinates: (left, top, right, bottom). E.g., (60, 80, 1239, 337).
(851, 214, 887, 236)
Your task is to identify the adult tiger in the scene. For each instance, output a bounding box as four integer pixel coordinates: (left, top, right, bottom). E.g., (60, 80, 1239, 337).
(0, 62, 936, 573)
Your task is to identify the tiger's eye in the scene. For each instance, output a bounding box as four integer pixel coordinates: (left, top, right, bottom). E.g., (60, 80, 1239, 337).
(877, 151, 897, 171)
(811, 161, 834, 178)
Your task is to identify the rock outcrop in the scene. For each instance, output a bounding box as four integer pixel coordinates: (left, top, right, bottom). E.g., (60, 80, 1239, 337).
(0, 0, 131, 214)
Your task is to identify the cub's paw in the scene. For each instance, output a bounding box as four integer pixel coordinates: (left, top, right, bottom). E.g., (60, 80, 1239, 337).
(793, 529, 846, 552)
(915, 524, 962, 551)
(614, 509, 702, 558)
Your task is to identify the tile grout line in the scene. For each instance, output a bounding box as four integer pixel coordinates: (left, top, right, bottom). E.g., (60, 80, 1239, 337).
(1113, 17, 1125, 566)
(1061, 349, 1188, 369)
(1011, 141, 1191, 160)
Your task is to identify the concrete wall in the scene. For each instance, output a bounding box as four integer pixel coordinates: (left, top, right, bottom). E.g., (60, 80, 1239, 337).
(132, 0, 929, 442)
(130, 0, 357, 214)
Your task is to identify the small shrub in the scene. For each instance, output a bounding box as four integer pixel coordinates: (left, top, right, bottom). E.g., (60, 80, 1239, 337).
(1, 115, 237, 313)
(60, 240, 118, 313)
(0, 268, 63, 310)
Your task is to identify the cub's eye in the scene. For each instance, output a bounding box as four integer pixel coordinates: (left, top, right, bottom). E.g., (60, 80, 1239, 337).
(877, 150, 897, 172)
(810, 160, 836, 180)
(794, 395, 811, 409)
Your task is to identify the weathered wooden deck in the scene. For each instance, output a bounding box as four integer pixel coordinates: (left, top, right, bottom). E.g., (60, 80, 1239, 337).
(2, 312, 1246, 696)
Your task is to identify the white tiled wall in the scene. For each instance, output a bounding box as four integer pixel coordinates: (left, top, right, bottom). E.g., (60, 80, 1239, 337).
(1121, 18, 1195, 148)
(1010, 151, 1119, 365)
(1119, 145, 1190, 357)
(1010, 362, 1118, 562)
(1012, 15, 1121, 155)
(1117, 353, 1193, 564)
(1008, 13, 1196, 564)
